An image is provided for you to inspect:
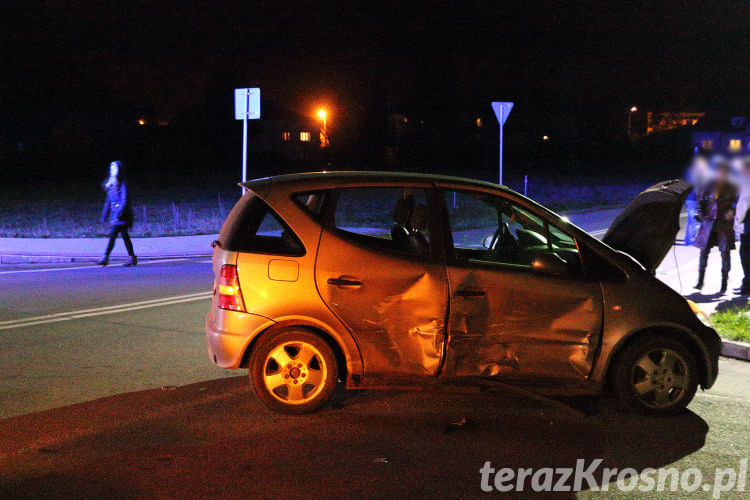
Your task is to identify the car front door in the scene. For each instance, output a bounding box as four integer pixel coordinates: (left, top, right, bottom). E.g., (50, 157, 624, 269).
(314, 185, 448, 383)
(438, 188, 603, 385)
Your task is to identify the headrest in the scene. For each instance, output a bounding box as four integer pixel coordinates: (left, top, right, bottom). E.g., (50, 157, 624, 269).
(410, 203, 428, 231)
(393, 198, 412, 225)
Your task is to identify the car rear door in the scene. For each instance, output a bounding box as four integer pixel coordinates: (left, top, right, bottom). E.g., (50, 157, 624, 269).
(438, 188, 603, 385)
(314, 184, 448, 382)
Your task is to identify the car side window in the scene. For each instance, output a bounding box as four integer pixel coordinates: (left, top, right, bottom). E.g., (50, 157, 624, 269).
(333, 187, 431, 257)
(444, 190, 581, 270)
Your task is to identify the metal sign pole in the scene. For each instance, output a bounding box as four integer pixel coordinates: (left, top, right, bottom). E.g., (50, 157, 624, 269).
(242, 89, 249, 195)
(498, 122, 504, 185)
(235, 87, 260, 195)
(491, 101, 513, 186)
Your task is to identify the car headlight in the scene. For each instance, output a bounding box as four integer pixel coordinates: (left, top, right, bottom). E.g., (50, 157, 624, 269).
(687, 299, 713, 327)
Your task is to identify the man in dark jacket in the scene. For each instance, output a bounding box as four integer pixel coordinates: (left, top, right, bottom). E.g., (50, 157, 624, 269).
(736, 157, 750, 294)
(98, 161, 137, 266)
(694, 160, 738, 293)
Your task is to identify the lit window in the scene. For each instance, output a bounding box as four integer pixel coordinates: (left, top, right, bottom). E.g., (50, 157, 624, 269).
(701, 140, 713, 150)
(282, 131, 291, 141)
(729, 139, 742, 152)
(476, 118, 482, 128)
(300, 131, 311, 142)
(138, 118, 146, 125)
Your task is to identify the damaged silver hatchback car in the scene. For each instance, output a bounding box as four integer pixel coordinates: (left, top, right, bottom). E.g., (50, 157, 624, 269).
(206, 172, 720, 415)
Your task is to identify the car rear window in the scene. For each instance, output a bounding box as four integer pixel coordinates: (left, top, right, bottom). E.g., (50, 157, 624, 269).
(218, 192, 304, 256)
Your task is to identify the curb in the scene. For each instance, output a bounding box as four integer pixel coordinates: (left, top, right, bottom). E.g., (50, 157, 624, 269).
(721, 340, 750, 362)
(0, 253, 212, 264)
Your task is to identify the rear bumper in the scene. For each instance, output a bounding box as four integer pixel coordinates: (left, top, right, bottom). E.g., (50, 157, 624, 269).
(205, 308, 275, 369)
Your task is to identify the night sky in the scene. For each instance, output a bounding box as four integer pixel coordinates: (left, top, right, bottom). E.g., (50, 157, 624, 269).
(2, 1, 749, 181)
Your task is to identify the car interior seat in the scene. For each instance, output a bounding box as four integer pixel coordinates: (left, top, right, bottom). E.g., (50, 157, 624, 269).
(391, 198, 413, 249)
(406, 203, 429, 255)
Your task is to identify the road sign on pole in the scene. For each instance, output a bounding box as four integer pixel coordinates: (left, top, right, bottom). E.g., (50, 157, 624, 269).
(491, 101, 513, 185)
(234, 88, 261, 194)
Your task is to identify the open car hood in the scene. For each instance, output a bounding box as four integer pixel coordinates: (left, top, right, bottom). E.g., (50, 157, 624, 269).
(602, 180, 692, 274)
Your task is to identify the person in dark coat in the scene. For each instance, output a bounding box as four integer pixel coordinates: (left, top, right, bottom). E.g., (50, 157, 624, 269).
(694, 160, 738, 293)
(98, 161, 137, 266)
(736, 156, 750, 294)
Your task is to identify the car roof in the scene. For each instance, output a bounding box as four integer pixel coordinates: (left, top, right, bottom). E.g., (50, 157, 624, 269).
(240, 171, 513, 194)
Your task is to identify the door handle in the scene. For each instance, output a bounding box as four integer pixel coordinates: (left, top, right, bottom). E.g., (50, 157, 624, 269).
(327, 276, 363, 287)
(455, 289, 486, 297)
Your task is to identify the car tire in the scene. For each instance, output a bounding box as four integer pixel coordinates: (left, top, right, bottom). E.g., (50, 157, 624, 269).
(249, 328, 338, 414)
(610, 334, 699, 416)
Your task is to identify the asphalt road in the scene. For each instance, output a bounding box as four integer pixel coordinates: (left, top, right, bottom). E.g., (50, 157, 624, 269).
(0, 257, 234, 419)
(0, 361, 748, 498)
(0, 212, 748, 498)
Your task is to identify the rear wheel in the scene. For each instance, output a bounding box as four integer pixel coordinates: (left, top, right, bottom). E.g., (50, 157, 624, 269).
(611, 335, 698, 415)
(249, 328, 338, 414)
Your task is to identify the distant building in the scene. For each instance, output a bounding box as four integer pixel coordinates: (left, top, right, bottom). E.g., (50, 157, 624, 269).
(691, 115, 749, 154)
(246, 102, 319, 159)
(646, 111, 705, 135)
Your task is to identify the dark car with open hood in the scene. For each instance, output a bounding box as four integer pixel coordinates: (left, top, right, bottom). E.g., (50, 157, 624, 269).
(206, 172, 720, 415)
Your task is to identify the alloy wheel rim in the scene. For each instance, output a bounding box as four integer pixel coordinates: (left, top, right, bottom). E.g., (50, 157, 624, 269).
(263, 341, 327, 405)
(631, 348, 690, 409)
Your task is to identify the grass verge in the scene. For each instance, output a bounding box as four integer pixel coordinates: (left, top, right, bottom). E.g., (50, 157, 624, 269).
(711, 305, 750, 343)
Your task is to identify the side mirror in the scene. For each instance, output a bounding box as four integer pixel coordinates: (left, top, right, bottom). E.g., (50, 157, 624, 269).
(482, 234, 494, 249)
(531, 252, 569, 275)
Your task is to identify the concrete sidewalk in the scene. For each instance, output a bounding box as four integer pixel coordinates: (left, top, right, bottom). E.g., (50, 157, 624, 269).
(0, 234, 216, 263)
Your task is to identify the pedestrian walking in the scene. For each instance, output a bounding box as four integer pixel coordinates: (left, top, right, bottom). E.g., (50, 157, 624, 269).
(694, 159, 738, 294)
(736, 156, 750, 294)
(98, 161, 137, 266)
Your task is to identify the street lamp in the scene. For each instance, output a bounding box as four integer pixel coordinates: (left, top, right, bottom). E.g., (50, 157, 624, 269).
(627, 106, 638, 141)
(317, 108, 329, 148)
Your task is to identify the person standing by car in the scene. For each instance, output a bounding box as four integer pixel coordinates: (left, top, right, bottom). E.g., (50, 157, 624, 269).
(736, 156, 750, 294)
(98, 161, 137, 266)
(684, 155, 711, 246)
(694, 158, 738, 293)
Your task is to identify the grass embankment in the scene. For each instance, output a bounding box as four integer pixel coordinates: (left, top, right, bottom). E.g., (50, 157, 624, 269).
(0, 176, 651, 238)
(0, 184, 240, 238)
(711, 305, 750, 343)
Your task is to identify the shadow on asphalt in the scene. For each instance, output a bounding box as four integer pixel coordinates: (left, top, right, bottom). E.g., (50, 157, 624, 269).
(715, 295, 750, 312)
(0, 377, 708, 499)
(684, 290, 749, 311)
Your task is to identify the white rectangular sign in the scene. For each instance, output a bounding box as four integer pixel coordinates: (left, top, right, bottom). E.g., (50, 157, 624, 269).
(234, 88, 261, 120)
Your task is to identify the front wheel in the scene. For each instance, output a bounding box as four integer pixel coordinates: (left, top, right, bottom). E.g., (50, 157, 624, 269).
(610, 335, 699, 415)
(249, 328, 338, 414)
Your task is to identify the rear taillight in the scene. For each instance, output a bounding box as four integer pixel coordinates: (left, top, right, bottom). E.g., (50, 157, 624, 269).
(217, 264, 245, 312)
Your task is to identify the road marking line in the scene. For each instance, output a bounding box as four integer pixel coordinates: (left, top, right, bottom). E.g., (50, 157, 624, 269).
(0, 291, 210, 325)
(0, 257, 212, 275)
(0, 292, 212, 330)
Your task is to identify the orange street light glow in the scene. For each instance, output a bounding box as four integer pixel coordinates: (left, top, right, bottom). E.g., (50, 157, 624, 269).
(630, 106, 638, 112)
(317, 109, 327, 120)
